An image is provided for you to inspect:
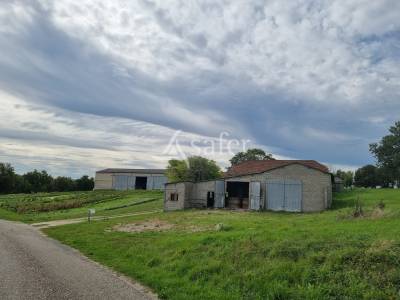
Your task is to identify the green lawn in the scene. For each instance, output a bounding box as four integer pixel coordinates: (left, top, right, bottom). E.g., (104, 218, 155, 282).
(42, 189, 400, 300)
(0, 190, 163, 223)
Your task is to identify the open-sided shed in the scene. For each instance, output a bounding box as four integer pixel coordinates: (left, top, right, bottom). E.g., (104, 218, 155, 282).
(164, 160, 332, 212)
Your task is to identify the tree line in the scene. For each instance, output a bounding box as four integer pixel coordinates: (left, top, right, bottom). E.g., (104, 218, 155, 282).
(335, 121, 400, 188)
(354, 121, 400, 187)
(0, 163, 94, 194)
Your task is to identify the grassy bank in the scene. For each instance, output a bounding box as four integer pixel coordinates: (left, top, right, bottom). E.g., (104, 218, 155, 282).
(0, 190, 163, 223)
(44, 189, 400, 299)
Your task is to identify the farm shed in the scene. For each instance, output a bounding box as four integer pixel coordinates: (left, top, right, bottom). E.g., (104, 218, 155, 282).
(164, 160, 332, 212)
(94, 169, 167, 190)
(165, 180, 225, 210)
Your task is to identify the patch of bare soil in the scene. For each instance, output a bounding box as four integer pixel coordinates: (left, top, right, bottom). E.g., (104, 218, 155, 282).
(113, 219, 174, 233)
(111, 219, 213, 233)
(184, 225, 213, 232)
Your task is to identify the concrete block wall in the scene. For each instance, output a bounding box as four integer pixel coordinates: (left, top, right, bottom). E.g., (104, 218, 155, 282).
(225, 164, 332, 212)
(164, 182, 193, 211)
(93, 173, 113, 190)
(189, 181, 216, 208)
(267, 164, 332, 212)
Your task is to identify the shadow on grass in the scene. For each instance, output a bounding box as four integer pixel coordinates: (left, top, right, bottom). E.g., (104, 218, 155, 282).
(331, 190, 363, 210)
(331, 197, 355, 210)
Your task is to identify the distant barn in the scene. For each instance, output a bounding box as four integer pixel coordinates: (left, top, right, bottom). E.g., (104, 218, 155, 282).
(94, 169, 167, 191)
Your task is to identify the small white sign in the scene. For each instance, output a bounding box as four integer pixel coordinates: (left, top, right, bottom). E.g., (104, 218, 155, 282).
(88, 209, 96, 215)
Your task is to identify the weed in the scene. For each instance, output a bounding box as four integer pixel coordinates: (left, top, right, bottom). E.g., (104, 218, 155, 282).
(352, 197, 364, 218)
(215, 223, 232, 231)
(377, 199, 385, 210)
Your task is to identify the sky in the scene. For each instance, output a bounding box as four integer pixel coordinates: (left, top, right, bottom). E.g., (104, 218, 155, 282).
(0, 0, 399, 178)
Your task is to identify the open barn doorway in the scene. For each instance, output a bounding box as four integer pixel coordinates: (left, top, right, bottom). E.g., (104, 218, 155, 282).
(135, 177, 147, 190)
(226, 181, 249, 209)
(207, 191, 215, 208)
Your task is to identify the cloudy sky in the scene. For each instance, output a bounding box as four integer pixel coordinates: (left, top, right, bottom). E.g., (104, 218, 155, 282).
(0, 0, 399, 177)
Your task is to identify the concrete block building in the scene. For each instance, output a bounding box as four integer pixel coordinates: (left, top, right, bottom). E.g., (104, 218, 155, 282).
(164, 160, 332, 212)
(94, 169, 167, 190)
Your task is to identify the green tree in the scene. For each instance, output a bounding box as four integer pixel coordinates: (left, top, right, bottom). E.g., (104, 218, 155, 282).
(23, 170, 53, 193)
(186, 156, 222, 182)
(230, 148, 274, 166)
(166, 156, 222, 182)
(354, 165, 379, 187)
(335, 170, 354, 187)
(75, 175, 94, 191)
(166, 159, 188, 182)
(369, 121, 400, 184)
(14, 174, 31, 193)
(54, 176, 76, 192)
(0, 163, 16, 194)
(376, 166, 392, 188)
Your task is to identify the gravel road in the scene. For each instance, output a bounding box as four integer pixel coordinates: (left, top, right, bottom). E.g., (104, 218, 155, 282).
(0, 220, 157, 300)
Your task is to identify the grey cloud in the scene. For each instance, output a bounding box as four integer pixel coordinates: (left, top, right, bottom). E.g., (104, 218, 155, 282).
(0, 128, 117, 151)
(21, 122, 49, 131)
(0, 149, 98, 178)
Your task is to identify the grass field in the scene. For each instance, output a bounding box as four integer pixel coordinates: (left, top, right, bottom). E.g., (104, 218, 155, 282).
(38, 189, 400, 299)
(0, 190, 163, 223)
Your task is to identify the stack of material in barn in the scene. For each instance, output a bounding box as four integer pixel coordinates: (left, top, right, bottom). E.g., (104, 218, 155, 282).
(226, 197, 249, 209)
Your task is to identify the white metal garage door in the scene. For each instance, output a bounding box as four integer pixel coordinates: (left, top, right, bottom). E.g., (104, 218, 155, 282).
(151, 176, 168, 190)
(266, 179, 302, 212)
(128, 176, 136, 190)
(113, 175, 128, 190)
(250, 181, 261, 210)
(113, 175, 137, 190)
(214, 180, 225, 208)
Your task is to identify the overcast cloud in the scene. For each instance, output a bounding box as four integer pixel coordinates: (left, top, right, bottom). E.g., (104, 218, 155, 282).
(0, 0, 399, 177)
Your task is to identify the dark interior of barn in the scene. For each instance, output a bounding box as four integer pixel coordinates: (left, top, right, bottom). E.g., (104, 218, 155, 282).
(135, 177, 147, 189)
(207, 191, 215, 208)
(226, 181, 249, 209)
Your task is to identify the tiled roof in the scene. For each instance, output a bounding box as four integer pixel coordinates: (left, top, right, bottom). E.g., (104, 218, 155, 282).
(224, 160, 330, 178)
(96, 168, 166, 174)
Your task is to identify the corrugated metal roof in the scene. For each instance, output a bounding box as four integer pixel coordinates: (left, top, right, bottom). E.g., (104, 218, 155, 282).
(224, 160, 330, 178)
(96, 168, 166, 174)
